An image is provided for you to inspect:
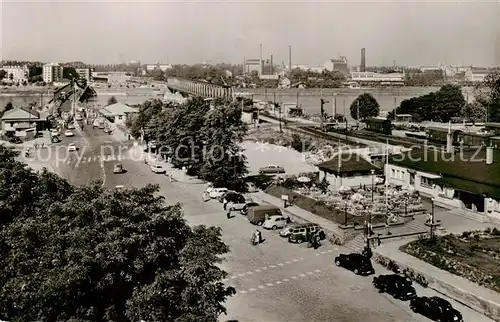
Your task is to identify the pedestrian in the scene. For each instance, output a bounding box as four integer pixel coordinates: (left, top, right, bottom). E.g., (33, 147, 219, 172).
(226, 209, 231, 219)
(41, 142, 44, 148)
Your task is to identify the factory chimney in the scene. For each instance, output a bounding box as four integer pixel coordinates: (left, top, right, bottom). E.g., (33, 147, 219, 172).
(270, 54, 274, 74)
(360, 48, 366, 72)
(289, 45, 292, 70)
(260, 44, 263, 75)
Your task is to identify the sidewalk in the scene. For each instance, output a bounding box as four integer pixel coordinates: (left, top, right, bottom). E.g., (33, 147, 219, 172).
(375, 240, 500, 321)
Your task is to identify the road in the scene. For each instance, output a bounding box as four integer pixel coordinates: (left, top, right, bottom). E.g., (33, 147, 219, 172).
(39, 119, 493, 322)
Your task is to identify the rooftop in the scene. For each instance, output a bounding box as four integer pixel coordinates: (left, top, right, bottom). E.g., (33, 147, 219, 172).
(390, 148, 500, 198)
(101, 102, 138, 116)
(318, 153, 379, 174)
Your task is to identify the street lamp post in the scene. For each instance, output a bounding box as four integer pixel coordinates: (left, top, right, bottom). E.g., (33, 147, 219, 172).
(371, 169, 375, 204)
(344, 198, 348, 226)
(430, 197, 436, 239)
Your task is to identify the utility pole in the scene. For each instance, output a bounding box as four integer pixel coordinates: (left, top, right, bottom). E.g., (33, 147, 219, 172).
(320, 98, 329, 131)
(277, 103, 282, 133)
(356, 100, 360, 128)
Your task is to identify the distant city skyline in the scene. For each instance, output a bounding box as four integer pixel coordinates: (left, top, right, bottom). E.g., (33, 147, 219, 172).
(1, 0, 499, 67)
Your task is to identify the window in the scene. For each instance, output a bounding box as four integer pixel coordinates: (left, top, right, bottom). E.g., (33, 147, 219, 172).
(118, 115, 122, 120)
(391, 169, 395, 178)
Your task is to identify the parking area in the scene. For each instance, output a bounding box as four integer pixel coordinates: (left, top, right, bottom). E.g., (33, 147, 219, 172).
(242, 141, 318, 176)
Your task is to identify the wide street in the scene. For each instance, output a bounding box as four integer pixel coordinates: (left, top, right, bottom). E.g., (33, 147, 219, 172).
(24, 117, 494, 322)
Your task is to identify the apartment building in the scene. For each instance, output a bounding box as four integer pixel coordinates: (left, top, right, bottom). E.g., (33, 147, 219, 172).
(1, 65, 29, 82)
(42, 63, 64, 83)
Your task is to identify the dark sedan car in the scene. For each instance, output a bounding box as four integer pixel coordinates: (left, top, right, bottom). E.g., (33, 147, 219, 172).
(372, 274, 416, 300)
(410, 296, 463, 322)
(334, 253, 375, 275)
(218, 191, 236, 203)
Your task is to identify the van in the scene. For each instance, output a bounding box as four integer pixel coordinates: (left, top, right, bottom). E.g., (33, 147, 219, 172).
(247, 205, 282, 226)
(288, 223, 325, 243)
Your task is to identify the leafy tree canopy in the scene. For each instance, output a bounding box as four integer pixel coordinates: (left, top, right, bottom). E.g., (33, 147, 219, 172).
(0, 69, 6, 79)
(474, 72, 500, 122)
(350, 93, 380, 120)
(0, 144, 234, 321)
(395, 84, 465, 122)
(63, 67, 79, 80)
(4, 102, 14, 111)
(129, 97, 249, 191)
(107, 96, 118, 106)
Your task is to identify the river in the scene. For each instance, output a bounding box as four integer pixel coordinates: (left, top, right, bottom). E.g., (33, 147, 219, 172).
(239, 86, 475, 121)
(1, 86, 475, 120)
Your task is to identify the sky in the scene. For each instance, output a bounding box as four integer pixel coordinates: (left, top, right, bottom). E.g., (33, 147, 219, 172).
(1, 0, 499, 67)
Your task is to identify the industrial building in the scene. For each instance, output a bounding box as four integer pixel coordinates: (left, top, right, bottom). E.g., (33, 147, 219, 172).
(107, 72, 131, 84)
(324, 57, 349, 74)
(244, 59, 262, 75)
(350, 71, 404, 83)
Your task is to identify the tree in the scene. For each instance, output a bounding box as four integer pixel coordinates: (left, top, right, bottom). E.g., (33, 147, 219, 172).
(396, 85, 465, 122)
(200, 99, 248, 191)
(107, 96, 118, 106)
(4, 102, 14, 111)
(0, 69, 6, 79)
(350, 93, 380, 120)
(62, 67, 79, 80)
(462, 102, 486, 122)
(127, 99, 165, 139)
(0, 145, 235, 321)
(475, 72, 500, 122)
(8, 73, 13, 81)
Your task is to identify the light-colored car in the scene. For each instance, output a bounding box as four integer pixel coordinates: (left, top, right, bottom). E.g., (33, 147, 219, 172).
(259, 165, 285, 175)
(227, 195, 254, 212)
(75, 115, 83, 121)
(64, 130, 74, 137)
(263, 215, 288, 230)
(67, 143, 77, 152)
(67, 124, 75, 130)
(113, 163, 123, 173)
(50, 129, 59, 136)
(150, 164, 166, 174)
(205, 185, 228, 199)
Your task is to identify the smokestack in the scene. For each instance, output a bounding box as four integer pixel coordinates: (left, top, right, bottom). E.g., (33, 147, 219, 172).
(360, 48, 366, 72)
(270, 54, 274, 74)
(289, 45, 292, 70)
(260, 44, 263, 75)
(487, 146, 494, 164)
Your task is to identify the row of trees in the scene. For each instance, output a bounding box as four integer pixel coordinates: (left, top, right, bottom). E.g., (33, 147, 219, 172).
(0, 144, 235, 321)
(392, 84, 465, 122)
(127, 97, 249, 190)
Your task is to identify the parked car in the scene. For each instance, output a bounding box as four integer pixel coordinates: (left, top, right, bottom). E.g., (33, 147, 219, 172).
(150, 164, 166, 174)
(247, 205, 282, 226)
(263, 215, 288, 230)
(51, 136, 60, 143)
(226, 195, 253, 212)
(372, 274, 416, 300)
(287, 223, 326, 243)
(240, 202, 260, 215)
(410, 296, 463, 322)
(67, 143, 78, 152)
(50, 129, 59, 136)
(334, 253, 375, 275)
(35, 132, 44, 138)
(258, 165, 285, 174)
(67, 124, 75, 130)
(64, 130, 74, 137)
(8, 137, 22, 144)
(205, 185, 228, 199)
(218, 191, 237, 203)
(113, 163, 123, 174)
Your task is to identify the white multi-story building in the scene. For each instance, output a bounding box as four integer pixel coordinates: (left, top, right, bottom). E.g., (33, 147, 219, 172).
(42, 63, 63, 83)
(1, 65, 29, 82)
(75, 68, 94, 83)
(145, 63, 172, 72)
(465, 67, 496, 83)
